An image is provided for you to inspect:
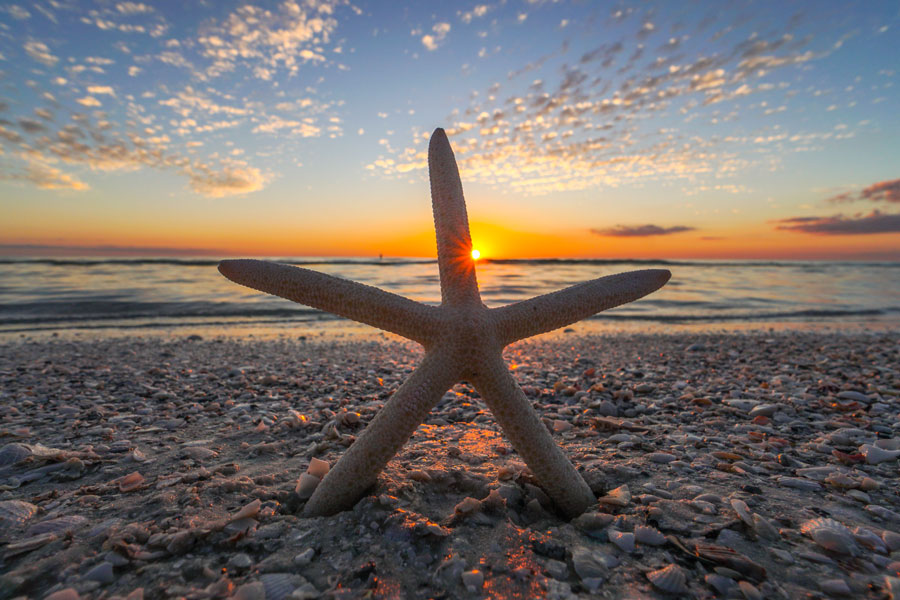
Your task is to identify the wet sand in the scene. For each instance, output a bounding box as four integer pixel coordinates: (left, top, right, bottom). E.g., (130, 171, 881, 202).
(1, 331, 898, 599)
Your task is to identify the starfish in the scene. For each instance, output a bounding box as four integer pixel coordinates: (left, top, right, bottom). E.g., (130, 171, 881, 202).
(219, 128, 670, 518)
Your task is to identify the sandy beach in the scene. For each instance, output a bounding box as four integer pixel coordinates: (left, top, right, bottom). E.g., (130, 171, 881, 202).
(1, 331, 898, 599)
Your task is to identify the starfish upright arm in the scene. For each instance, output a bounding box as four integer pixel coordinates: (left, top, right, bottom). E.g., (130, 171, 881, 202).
(218, 259, 442, 345)
(473, 358, 596, 518)
(302, 351, 458, 516)
(429, 128, 481, 308)
(491, 269, 671, 346)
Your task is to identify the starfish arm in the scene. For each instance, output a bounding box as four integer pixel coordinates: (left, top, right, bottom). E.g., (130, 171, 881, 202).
(302, 351, 458, 517)
(219, 259, 441, 345)
(473, 359, 595, 518)
(428, 128, 481, 307)
(491, 269, 671, 345)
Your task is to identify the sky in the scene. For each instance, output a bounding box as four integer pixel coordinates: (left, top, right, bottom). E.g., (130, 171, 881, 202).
(0, 0, 898, 260)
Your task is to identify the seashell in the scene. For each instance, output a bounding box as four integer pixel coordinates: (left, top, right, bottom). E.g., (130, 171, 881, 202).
(875, 438, 900, 451)
(866, 504, 900, 523)
(852, 527, 887, 553)
(233, 582, 265, 600)
(44, 588, 80, 600)
(571, 547, 608, 588)
(230, 498, 261, 522)
(885, 576, 900, 600)
(738, 580, 764, 600)
(4, 532, 58, 556)
(223, 517, 257, 536)
(597, 485, 630, 507)
(306, 457, 330, 479)
(26, 514, 88, 537)
(824, 473, 857, 489)
(860, 444, 900, 465)
(693, 542, 767, 581)
(705, 573, 735, 596)
(800, 518, 858, 555)
(730, 498, 753, 527)
(118, 471, 145, 492)
(883, 530, 900, 552)
(0, 499, 38, 533)
(573, 512, 614, 537)
(634, 525, 666, 546)
(752, 514, 780, 540)
(295, 473, 321, 500)
(609, 530, 635, 553)
(454, 497, 481, 514)
(647, 564, 687, 594)
(259, 573, 300, 600)
(0, 443, 32, 467)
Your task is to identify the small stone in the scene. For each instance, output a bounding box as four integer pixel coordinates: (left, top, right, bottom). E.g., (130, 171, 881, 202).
(44, 590, 81, 600)
(820, 579, 852, 597)
(228, 553, 253, 570)
(461, 569, 484, 592)
(234, 582, 266, 600)
(648, 452, 676, 464)
(84, 561, 115, 584)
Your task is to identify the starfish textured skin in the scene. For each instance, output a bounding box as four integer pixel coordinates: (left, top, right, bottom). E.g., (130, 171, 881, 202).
(218, 128, 671, 518)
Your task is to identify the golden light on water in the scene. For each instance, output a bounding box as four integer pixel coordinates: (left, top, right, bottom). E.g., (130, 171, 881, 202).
(471, 249, 481, 260)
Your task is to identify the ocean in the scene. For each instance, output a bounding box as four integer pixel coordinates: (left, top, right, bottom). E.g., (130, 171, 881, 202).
(1, 257, 898, 337)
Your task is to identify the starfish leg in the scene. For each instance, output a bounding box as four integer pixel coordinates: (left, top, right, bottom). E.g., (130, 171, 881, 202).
(473, 358, 595, 518)
(428, 128, 481, 307)
(492, 269, 671, 345)
(302, 351, 458, 517)
(219, 259, 441, 345)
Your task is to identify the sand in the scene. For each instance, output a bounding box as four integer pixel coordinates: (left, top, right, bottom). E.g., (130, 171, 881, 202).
(0, 331, 898, 599)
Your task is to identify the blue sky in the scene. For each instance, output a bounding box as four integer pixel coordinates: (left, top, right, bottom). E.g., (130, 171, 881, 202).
(1, 0, 898, 258)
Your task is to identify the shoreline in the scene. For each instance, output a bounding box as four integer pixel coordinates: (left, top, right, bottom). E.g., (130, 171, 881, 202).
(1, 331, 898, 598)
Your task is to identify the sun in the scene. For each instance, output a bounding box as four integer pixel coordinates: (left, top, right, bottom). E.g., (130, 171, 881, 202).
(471, 248, 481, 260)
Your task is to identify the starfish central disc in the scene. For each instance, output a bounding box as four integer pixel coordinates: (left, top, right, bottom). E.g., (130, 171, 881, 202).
(218, 127, 671, 518)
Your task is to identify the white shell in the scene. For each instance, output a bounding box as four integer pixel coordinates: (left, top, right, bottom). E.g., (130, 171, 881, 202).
(598, 485, 630, 507)
(259, 573, 299, 600)
(634, 525, 666, 546)
(307, 457, 330, 479)
(647, 564, 687, 594)
(26, 515, 87, 537)
(295, 473, 321, 500)
(800, 518, 858, 555)
(730, 498, 753, 526)
(0, 500, 38, 534)
(860, 444, 900, 465)
(0, 443, 32, 467)
(609, 530, 635, 553)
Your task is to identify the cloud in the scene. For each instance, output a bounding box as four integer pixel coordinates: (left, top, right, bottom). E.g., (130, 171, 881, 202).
(773, 211, 900, 235)
(87, 85, 116, 96)
(198, 0, 342, 79)
(861, 179, 900, 203)
(591, 224, 696, 237)
(1, 161, 89, 190)
(422, 22, 451, 51)
(187, 163, 267, 197)
(371, 7, 827, 195)
(829, 178, 900, 204)
(76, 96, 102, 107)
(116, 2, 154, 14)
(24, 40, 58, 66)
(3, 5, 30, 19)
(460, 5, 489, 24)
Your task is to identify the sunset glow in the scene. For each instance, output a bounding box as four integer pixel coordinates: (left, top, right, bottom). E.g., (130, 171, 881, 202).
(0, 1, 897, 260)
(471, 249, 481, 261)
